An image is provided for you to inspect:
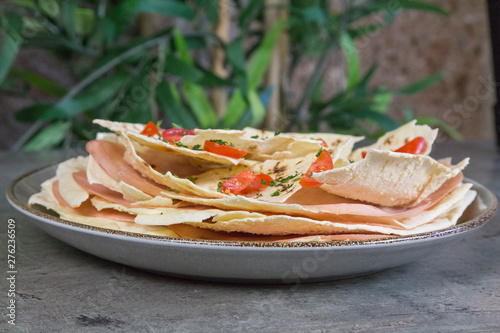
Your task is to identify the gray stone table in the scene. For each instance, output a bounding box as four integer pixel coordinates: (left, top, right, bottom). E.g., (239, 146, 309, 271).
(1, 141, 499, 332)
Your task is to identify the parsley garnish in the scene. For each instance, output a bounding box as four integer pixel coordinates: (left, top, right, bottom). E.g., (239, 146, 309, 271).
(192, 144, 202, 150)
(257, 194, 263, 198)
(166, 189, 180, 194)
(271, 190, 280, 197)
(316, 147, 323, 157)
(260, 178, 267, 185)
(210, 139, 228, 145)
(251, 135, 259, 139)
(217, 182, 223, 193)
(172, 140, 189, 148)
(187, 176, 197, 182)
(274, 130, 281, 136)
(269, 180, 276, 186)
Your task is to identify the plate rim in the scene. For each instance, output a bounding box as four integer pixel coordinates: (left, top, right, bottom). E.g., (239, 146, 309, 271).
(6, 163, 498, 249)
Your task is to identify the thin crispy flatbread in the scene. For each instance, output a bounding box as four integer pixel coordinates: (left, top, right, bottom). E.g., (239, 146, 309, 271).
(350, 120, 438, 161)
(315, 149, 468, 207)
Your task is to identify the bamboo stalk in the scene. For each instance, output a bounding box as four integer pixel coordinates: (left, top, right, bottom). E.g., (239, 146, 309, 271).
(212, 0, 230, 118)
(264, 0, 289, 130)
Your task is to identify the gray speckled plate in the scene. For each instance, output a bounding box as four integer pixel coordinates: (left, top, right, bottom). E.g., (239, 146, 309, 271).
(6, 164, 497, 283)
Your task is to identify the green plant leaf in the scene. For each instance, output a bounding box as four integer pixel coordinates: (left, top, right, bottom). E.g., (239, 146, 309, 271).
(226, 36, 248, 96)
(247, 20, 285, 89)
(0, 33, 21, 84)
(372, 89, 393, 113)
(239, 0, 264, 31)
(172, 28, 217, 127)
(164, 54, 204, 82)
(223, 89, 247, 127)
(11, 69, 67, 97)
(398, 73, 443, 95)
(416, 116, 464, 141)
(60, 0, 79, 43)
(182, 82, 217, 128)
(156, 81, 198, 129)
(351, 109, 401, 131)
(74, 8, 96, 36)
(16, 72, 128, 122)
(11, 0, 37, 9)
(248, 89, 266, 126)
(173, 27, 193, 65)
(39, 0, 60, 17)
(111, 0, 194, 38)
(341, 32, 360, 91)
(24, 121, 70, 151)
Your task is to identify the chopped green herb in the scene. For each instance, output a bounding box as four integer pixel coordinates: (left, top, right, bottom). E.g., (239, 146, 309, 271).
(293, 177, 301, 182)
(192, 144, 202, 150)
(316, 147, 323, 157)
(187, 176, 197, 182)
(230, 142, 235, 147)
(257, 194, 263, 198)
(285, 183, 293, 190)
(172, 140, 189, 148)
(271, 190, 280, 197)
(217, 182, 223, 193)
(269, 180, 276, 186)
(260, 178, 267, 185)
(166, 189, 180, 194)
(349, 159, 355, 163)
(274, 130, 281, 136)
(251, 135, 259, 139)
(209, 139, 228, 145)
(172, 174, 179, 178)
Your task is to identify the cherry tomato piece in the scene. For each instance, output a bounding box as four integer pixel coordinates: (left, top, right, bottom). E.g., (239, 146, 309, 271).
(204, 140, 248, 159)
(220, 170, 256, 194)
(140, 121, 159, 136)
(241, 173, 274, 194)
(299, 149, 334, 188)
(394, 136, 427, 155)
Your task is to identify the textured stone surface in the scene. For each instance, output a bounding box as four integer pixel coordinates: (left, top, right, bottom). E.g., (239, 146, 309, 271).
(1, 141, 500, 332)
(293, 0, 495, 141)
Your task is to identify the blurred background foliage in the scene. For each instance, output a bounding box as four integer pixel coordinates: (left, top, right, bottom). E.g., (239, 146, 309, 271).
(0, 0, 462, 151)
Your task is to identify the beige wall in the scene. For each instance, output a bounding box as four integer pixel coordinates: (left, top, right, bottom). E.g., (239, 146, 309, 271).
(350, 0, 493, 141)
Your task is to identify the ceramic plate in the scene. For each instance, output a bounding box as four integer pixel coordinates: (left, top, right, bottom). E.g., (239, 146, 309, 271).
(6, 164, 497, 283)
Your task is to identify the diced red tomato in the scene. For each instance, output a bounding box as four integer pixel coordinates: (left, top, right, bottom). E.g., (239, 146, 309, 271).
(221, 171, 273, 195)
(140, 121, 159, 136)
(394, 136, 427, 155)
(241, 173, 273, 194)
(361, 136, 427, 159)
(220, 170, 257, 194)
(316, 138, 328, 147)
(299, 149, 334, 188)
(161, 128, 196, 143)
(204, 140, 247, 159)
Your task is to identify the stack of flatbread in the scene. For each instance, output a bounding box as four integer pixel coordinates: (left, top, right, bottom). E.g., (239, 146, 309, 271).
(29, 120, 475, 242)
